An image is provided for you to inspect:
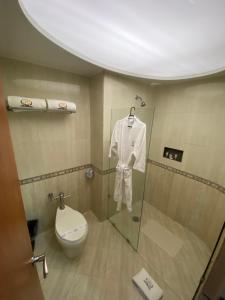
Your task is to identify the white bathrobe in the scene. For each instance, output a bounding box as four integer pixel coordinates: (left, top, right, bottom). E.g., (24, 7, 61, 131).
(109, 116, 146, 212)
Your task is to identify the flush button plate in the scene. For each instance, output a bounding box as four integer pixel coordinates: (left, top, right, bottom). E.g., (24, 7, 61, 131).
(163, 147, 183, 162)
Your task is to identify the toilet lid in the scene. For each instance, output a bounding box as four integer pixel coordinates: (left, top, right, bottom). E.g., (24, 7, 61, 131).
(55, 205, 88, 242)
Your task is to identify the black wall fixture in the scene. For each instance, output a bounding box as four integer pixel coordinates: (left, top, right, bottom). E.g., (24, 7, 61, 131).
(163, 147, 183, 162)
(27, 219, 38, 250)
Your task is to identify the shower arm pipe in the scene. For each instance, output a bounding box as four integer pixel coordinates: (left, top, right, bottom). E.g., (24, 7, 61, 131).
(135, 95, 142, 102)
(135, 95, 146, 107)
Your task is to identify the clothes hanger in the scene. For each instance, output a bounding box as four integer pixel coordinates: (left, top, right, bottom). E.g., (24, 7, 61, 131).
(128, 106, 135, 127)
(129, 106, 135, 117)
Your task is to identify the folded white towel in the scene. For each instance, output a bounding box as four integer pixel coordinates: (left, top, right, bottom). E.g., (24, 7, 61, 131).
(7, 96, 47, 112)
(132, 268, 163, 300)
(47, 99, 76, 113)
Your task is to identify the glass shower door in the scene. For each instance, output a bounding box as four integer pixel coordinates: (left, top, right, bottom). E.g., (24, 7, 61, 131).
(108, 107, 154, 250)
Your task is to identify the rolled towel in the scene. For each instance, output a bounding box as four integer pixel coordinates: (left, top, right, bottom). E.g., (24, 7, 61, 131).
(47, 99, 76, 113)
(7, 96, 47, 112)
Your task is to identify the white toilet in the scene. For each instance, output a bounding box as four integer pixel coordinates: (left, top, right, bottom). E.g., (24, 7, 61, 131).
(55, 205, 88, 258)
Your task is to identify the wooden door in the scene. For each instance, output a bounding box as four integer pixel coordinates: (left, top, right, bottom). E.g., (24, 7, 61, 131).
(0, 81, 44, 300)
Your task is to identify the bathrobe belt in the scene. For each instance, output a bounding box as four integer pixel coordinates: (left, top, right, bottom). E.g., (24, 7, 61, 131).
(114, 165, 133, 211)
(116, 165, 131, 174)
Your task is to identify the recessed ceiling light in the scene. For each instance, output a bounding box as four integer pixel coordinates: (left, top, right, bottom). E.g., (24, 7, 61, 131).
(19, 0, 225, 80)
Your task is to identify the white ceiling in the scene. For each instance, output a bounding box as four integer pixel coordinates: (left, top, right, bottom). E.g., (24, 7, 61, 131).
(0, 0, 101, 76)
(18, 0, 225, 80)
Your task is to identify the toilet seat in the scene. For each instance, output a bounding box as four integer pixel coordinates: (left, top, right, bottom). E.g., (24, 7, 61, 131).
(55, 205, 88, 243)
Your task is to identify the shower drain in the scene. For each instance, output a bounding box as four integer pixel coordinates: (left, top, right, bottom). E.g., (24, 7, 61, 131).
(132, 216, 140, 222)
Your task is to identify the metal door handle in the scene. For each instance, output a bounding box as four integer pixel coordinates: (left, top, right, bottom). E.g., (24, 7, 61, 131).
(31, 253, 48, 279)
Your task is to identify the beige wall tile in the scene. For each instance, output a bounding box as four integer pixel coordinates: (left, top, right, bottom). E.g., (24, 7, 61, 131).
(101, 72, 155, 220)
(103, 72, 155, 169)
(145, 163, 225, 249)
(150, 76, 225, 185)
(90, 172, 107, 221)
(90, 73, 104, 170)
(1, 57, 91, 231)
(90, 71, 155, 221)
(146, 76, 225, 250)
(89, 74, 106, 221)
(21, 170, 91, 233)
(1, 57, 91, 178)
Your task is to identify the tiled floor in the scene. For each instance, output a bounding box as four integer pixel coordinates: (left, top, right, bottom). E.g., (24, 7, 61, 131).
(139, 202, 211, 300)
(35, 203, 211, 300)
(109, 201, 142, 249)
(36, 211, 181, 300)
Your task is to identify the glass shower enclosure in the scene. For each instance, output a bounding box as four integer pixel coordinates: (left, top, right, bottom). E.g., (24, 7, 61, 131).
(108, 107, 154, 250)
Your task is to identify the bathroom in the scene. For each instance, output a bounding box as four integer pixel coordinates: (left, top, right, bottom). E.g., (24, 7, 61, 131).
(0, 1, 225, 300)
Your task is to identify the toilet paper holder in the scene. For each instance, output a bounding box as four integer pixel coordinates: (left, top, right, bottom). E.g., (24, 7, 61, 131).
(85, 168, 94, 179)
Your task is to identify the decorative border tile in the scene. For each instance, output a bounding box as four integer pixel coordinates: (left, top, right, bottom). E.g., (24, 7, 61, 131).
(148, 159, 225, 195)
(92, 165, 115, 175)
(20, 164, 92, 185)
(91, 165, 104, 176)
(20, 163, 116, 185)
(19, 159, 225, 195)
